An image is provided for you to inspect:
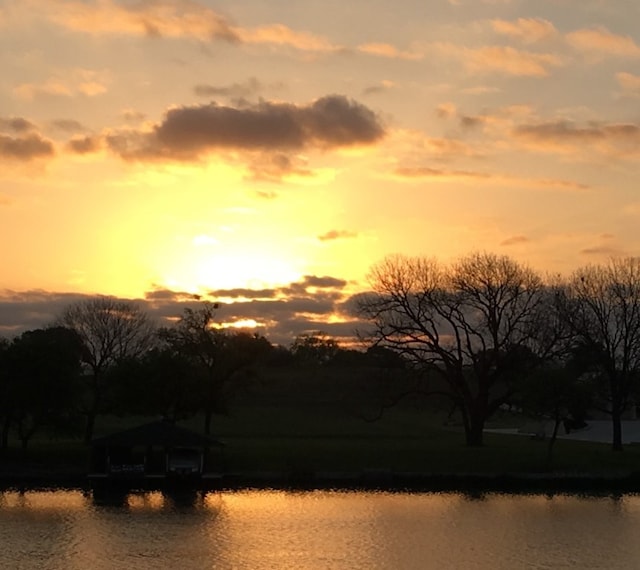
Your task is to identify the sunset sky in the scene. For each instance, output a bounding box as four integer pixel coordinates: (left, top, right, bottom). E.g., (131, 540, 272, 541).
(1, 0, 639, 343)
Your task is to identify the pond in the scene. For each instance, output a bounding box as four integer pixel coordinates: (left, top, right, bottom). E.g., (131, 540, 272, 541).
(0, 488, 637, 569)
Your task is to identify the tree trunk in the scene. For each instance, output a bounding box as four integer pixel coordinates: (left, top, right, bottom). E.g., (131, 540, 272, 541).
(204, 409, 213, 435)
(464, 411, 485, 446)
(84, 410, 96, 444)
(612, 407, 624, 452)
(545, 414, 561, 470)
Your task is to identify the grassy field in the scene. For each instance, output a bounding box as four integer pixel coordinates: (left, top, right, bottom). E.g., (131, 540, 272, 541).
(3, 366, 640, 478)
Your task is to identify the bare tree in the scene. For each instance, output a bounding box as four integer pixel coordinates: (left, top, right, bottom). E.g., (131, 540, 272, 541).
(358, 252, 554, 446)
(58, 296, 155, 442)
(557, 257, 640, 451)
(159, 302, 270, 435)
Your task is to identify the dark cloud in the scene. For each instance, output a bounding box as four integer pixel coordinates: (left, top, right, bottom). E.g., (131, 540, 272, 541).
(67, 135, 101, 154)
(1, 274, 363, 346)
(0, 117, 35, 133)
(207, 288, 277, 299)
(106, 95, 385, 161)
(0, 133, 54, 161)
(318, 229, 358, 242)
(460, 115, 484, 129)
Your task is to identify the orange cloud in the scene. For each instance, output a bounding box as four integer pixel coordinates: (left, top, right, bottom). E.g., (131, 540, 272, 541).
(13, 68, 109, 100)
(237, 24, 339, 53)
(491, 18, 557, 44)
(45, 0, 239, 42)
(566, 27, 640, 59)
(357, 42, 423, 60)
(436, 43, 563, 77)
(616, 72, 640, 95)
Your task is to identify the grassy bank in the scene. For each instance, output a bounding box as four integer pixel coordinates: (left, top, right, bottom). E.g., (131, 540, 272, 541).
(3, 403, 640, 480)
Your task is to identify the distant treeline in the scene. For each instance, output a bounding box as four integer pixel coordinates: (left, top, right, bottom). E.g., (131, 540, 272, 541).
(2, 252, 640, 454)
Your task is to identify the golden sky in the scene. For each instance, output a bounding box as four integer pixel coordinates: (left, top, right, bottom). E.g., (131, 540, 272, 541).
(1, 0, 639, 342)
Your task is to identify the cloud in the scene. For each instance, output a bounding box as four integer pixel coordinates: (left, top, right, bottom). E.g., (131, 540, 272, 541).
(236, 24, 339, 53)
(393, 165, 588, 190)
(357, 42, 423, 60)
(0, 276, 368, 346)
(43, 0, 340, 54)
(362, 80, 395, 96)
(616, 72, 640, 96)
(500, 235, 529, 246)
(463, 45, 564, 77)
(394, 166, 491, 181)
(0, 117, 36, 133)
(567, 27, 640, 59)
(580, 245, 625, 257)
(0, 133, 54, 161)
(13, 69, 109, 100)
(106, 95, 385, 161)
(67, 135, 101, 154)
(194, 77, 265, 99)
(434, 42, 563, 77)
(491, 18, 557, 44)
(50, 119, 86, 132)
(513, 120, 640, 156)
(46, 0, 240, 43)
(318, 230, 358, 242)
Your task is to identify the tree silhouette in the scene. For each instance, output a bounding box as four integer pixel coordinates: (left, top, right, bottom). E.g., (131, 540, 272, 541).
(358, 252, 556, 446)
(58, 296, 155, 442)
(556, 257, 640, 451)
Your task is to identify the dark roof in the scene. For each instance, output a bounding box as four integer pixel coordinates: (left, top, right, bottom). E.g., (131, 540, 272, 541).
(91, 420, 223, 448)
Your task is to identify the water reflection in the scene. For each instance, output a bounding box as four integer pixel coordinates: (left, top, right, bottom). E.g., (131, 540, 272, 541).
(1, 489, 640, 569)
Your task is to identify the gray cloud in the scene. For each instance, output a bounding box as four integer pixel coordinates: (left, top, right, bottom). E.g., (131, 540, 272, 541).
(106, 95, 385, 161)
(0, 117, 35, 133)
(1, 274, 363, 346)
(67, 135, 101, 154)
(0, 133, 54, 161)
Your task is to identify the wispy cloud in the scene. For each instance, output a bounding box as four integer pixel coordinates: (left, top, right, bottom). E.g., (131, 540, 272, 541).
(513, 119, 640, 157)
(567, 27, 640, 59)
(317, 230, 358, 242)
(436, 43, 564, 77)
(616, 72, 640, 96)
(357, 42, 423, 60)
(13, 68, 109, 100)
(500, 235, 529, 246)
(491, 18, 558, 44)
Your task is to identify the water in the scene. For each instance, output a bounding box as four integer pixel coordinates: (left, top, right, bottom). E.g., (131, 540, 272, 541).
(0, 488, 638, 569)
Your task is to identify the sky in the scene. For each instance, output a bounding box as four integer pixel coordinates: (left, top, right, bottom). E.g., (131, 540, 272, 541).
(1, 0, 639, 344)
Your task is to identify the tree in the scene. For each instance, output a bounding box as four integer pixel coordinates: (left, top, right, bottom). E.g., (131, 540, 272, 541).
(58, 296, 155, 442)
(159, 303, 272, 434)
(4, 327, 84, 450)
(290, 332, 340, 366)
(109, 347, 200, 421)
(358, 252, 555, 446)
(518, 364, 593, 468)
(556, 257, 640, 451)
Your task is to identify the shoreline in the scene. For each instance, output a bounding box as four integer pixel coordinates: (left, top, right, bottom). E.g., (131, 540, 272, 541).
(1, 468, 639, 494)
